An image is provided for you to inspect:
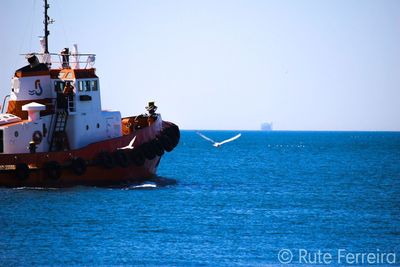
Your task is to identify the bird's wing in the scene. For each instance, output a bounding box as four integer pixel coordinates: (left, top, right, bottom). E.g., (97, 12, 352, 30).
(118, 136, 137, 150)
(196, 132, 216, 144)
(128, 136, 137, 148)
(219, 133, 241, 145)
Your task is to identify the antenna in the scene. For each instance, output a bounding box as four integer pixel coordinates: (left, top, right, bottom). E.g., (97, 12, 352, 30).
(43, 0, 55, 54)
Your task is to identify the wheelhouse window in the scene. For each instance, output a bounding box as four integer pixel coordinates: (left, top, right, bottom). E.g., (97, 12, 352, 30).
(91, 80, 98, 91)
(54, 81, 65, 92)
(85, 81, 91, 92)
(78, 81, 84, 92)
(77, 79, 98, 92)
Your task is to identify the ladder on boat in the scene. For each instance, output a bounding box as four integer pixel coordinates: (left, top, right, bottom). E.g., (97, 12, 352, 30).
(49, 109, 70, 151)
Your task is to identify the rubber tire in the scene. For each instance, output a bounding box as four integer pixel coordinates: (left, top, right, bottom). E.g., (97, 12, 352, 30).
(165, 125, 180, 147)
(44, 161, 61, 180)
(153, 138, 164, 157)
(99, 152, 115, 169)
(130, 148, 145, 166)
(169, 125, 180, 147)
(15, 163, 30, 180)
(160, 134, 174, 152)
(142, 142, 157, 160)
(114, 150, 129, 168)
(72, 157, 87, 176)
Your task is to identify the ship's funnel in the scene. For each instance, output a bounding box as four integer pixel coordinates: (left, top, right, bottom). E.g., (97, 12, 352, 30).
(22, 102, 46, 121)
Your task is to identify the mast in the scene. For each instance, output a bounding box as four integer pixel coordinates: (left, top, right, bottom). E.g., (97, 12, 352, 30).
(44, 0, 50, 53)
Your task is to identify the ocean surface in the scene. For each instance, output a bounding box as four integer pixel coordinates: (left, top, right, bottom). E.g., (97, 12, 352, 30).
(0, 131, 399, 266)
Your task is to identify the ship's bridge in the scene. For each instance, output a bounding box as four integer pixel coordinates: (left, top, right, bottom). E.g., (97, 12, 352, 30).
(7, 49, 99, 118)
(52, 68, 101, 114)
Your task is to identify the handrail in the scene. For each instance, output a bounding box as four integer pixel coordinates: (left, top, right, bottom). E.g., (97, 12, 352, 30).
(1, 95, 10, 113)
(20, 52, 96, 69)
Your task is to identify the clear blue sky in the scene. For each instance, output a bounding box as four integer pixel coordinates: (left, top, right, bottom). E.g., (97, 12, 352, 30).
(1, 0, 399, 130)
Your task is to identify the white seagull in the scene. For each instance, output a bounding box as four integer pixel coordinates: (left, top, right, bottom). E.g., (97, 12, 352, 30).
(196, 132, 241, 147)
(118, 136, 136, 150)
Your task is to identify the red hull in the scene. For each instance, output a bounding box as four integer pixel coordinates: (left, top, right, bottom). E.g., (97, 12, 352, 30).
(0, 120, 179, 188)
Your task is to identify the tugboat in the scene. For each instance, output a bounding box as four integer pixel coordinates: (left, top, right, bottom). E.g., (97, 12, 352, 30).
(0, 0, 179, 187)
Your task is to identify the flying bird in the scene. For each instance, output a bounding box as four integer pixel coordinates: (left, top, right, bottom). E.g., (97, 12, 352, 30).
(196, 132, 241, 147)
(118, 136, 136, 150)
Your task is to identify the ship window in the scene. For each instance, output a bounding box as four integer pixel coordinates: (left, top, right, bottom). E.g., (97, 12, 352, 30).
(86, 125, 89, 130)
(91, 80, 98, 91)
(54, 81, 65, 92)
(97, 123, 100, 128)
(78, 81, 84, 92)
(14, 131, 18, 138)
(85, 81, 91, 92)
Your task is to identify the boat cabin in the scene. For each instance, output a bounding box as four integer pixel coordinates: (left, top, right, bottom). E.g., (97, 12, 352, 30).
(0, 49, 122, 154)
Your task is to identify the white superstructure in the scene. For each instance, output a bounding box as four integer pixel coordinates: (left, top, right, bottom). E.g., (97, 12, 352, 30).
(0, 50, 121, 154)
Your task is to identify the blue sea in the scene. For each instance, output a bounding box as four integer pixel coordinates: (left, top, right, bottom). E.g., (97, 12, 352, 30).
(0, 131, 399, 266)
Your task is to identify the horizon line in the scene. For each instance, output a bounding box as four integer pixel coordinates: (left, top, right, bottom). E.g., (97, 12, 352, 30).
(181, 129, 400, 132)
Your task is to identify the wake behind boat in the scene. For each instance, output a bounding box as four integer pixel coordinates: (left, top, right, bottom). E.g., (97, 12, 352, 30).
(0, 0, 179, 187)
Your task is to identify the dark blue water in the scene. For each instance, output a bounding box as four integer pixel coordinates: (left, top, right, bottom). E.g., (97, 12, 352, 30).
(1, 131, 399, 266)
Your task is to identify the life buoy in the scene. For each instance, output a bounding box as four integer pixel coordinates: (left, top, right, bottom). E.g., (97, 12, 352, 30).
(44, 161, 61, 180)
(142, 141, 156, 160)
(114, 150, 129, 168)
(98, 152, 115, 169)
(32, 131, 43, 145)
(71, 157, 87, 176)
(130, 148, 145, 166)
(153, 138, 164, 156)
(160, 134, 174, 152)
(15, 163, 30, 180)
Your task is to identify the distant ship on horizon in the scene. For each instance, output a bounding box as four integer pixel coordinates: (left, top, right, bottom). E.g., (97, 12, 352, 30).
(260, 122, 273, 131)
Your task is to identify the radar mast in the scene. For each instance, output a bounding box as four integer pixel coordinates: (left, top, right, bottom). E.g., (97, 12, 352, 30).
(43, 0, 54, 54)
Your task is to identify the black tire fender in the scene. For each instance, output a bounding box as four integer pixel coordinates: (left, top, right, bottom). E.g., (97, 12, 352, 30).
(142, 141, 157, 160)
(160, 134, 174, 152)
(130, 148, 145, 166)
(164, 125, 180, 148)
(170, 125, 180, 145)
(15, 163, 30, 180)
(153, 138, 164, 157)
(71, 157, 87, 176)
(44, 161, 61, 180)
(114, 150, 129, 168)
(98, 152, 115, 169)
